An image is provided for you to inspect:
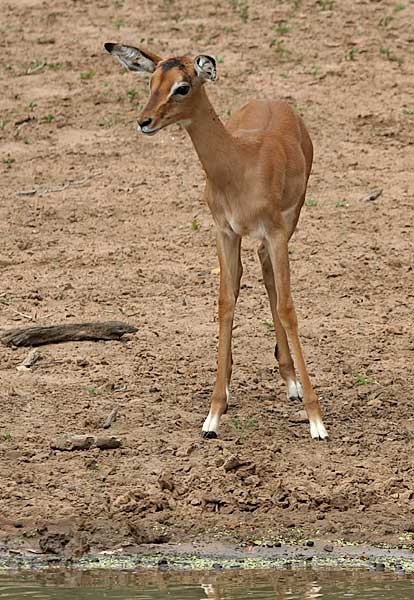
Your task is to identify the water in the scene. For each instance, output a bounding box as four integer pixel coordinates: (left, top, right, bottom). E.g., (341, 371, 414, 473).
(0, 570, 413, 599)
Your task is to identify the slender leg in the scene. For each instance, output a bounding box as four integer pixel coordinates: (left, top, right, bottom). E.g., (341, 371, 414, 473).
(202, 229, 242, 439)
(266, 229, 328, 440)
(257, 242, 302, 400)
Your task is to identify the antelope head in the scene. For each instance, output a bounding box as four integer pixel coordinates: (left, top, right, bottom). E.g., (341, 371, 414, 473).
(104, 43, 217, 135)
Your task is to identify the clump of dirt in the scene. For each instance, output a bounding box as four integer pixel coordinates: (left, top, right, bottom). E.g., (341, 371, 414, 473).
(1, 0, 413, 555)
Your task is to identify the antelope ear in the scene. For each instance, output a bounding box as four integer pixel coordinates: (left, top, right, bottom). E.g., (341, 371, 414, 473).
(194, 55, 217, 81)
(104, 43, 162, 74)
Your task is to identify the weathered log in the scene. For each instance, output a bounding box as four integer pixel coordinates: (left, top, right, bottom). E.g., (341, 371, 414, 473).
(50, 434, 122, 451)
(0, 321, 137, 347)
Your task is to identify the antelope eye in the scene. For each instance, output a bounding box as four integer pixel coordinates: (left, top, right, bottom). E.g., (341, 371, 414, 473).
(173, 84, 190, 96)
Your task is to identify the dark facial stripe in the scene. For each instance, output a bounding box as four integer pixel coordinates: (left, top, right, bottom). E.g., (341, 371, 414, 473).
(161, 58, 184, 72)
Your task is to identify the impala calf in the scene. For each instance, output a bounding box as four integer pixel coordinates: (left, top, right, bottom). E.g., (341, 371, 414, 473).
(104, 42, 328, 441)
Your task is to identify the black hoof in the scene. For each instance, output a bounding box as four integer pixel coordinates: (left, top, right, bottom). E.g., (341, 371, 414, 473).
(202, 431, 217, 439)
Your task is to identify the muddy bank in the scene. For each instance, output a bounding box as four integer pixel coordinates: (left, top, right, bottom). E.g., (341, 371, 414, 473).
(1, 541, 414, 574)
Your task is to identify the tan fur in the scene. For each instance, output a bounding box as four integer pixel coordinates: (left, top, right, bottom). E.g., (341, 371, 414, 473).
(106, 45, 328, 440)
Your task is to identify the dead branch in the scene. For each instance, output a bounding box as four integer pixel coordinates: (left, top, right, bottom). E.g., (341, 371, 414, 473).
(0, 321, 137, 347)
(16, 173, 102, 197)
(359, 189, 383, 202)
(102, 406, 119, 429)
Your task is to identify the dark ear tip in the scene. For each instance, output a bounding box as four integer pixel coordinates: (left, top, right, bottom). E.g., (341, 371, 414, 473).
(104, 42, 115, 53)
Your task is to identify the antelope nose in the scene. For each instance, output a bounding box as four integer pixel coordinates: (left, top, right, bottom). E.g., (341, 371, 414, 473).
(139, 117, 152, 130)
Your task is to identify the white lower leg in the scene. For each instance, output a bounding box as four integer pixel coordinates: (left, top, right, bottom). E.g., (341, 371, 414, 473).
(287, 379, 303, 400)
(309, 417, 328, 440)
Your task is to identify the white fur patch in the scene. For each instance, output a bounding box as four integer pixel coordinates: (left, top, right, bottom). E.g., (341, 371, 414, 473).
(202, 410, 221, 435)
(310, 417, 329, 440)
(288, 379, 303, 399)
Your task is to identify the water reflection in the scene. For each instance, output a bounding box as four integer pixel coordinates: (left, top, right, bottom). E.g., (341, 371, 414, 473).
(0, 569, 413, 599)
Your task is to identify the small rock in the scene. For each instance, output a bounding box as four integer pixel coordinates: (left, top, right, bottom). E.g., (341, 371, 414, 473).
(223, 455, 242, 472)
(289, 410, 308, 423)
(305, 540, 314, 547)
(323, 544, 334, 552)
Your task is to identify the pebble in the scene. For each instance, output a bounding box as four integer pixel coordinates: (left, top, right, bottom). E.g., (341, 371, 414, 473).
(323, 544, 334, 552)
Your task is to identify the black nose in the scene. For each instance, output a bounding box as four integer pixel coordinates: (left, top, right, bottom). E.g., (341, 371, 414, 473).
(139, 117, 152, 129)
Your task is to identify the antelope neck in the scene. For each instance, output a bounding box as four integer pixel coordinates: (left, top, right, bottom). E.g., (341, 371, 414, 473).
(186, 87, 240, 188)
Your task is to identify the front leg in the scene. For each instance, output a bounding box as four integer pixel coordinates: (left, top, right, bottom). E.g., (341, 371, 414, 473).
(202, 229, 242, 439)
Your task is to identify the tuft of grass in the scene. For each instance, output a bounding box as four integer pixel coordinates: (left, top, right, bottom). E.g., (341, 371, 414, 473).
(100, 114, 120, 128)
(273, 22, 290, 35)
(84, 386, 99, 396)
(335, 199, 348, 208)
(223, 26, 234, 33)
(113, 17, 126, 29)
(317, 0, 335, 9)
(353, 372, 376, 386)
(3, 432, 13, 442)
(28, 100, 38, 111)
(191, 218, 201, 231)
(127, 88, 138, 101)
(270, 38, 289, 56)
(393, 3, 405, 12)
(41, 114, 55, 123)
(379, 15, 393, 28)
(305, 197, 318, 207)
(229, 416, 257, 438)
(3, 157, 15, 168)
(262, 319, 274, 331)
(26, 60, 46, 75)
(229, 0, 249, 23)
(0, 119, 7, 130)
(80, 69, 96, 81)
(48, 62, 64, 71)
(379, 46, 402, 64)
(345, 47, 358, 61)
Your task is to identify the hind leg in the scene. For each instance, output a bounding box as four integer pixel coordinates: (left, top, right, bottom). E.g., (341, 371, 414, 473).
(258, 242, 302, 400)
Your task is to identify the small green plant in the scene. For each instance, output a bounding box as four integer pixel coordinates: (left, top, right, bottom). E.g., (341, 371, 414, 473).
(317, 0, 335, 9)
(223, 26, 234, 33)
(229, 0, 249, 23)
(28, 100, 38, 111)
(305, 65, 321, 76)
(3, 432, 12, 442)
(216, 56, 224, 64)
(273, 22, 290, 35)
(87, 462, 100, 471)
(42, 114, 55, 123)
(48, 62, 64, 71)
(379, 46, 402, 64)
(196, 23, 205, 33)
(0, 119, 7, 130)
(84, 386, 99, 396)
(229, 416, 257, 438)
(262, 319, 274, 331)
(270, 38, 288, 56)
(113, 17, 126, 29)
(191, 218, 201, 231)
(345, 47, 358, 61)
(26, 60, 46, 75)
(393, 3, 405, 12)
(335, 199, 348, 208)
(127, 88, 138, 101)
(80, 69, 96, 81)
(379, 15, 393, 27)
(353, 372, 376, 386)
(100, 114, 120, 128)
(305, 197, 318, 207)
(3, 157, 15, 168)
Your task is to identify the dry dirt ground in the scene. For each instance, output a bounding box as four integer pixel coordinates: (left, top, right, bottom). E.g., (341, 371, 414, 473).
(0, 0, 413, 556)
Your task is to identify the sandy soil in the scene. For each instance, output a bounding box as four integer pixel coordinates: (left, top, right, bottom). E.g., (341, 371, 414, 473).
(0, 0, 414, 556)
